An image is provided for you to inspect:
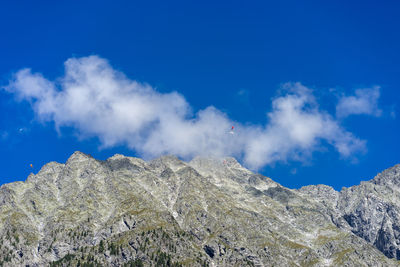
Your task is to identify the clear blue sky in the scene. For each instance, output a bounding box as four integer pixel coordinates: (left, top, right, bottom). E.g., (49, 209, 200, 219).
(0, 0, 399, 190)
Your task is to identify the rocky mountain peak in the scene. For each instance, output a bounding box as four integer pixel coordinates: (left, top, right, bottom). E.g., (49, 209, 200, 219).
(0, 152, 399, 266)
(149, 155, 187, 172)
(66, 151, 94, 165)
(107, 153, 126, 160)
(371, 164, 400, 187)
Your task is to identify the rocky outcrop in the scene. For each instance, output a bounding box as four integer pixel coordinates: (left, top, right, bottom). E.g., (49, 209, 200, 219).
(0, 152, 398, 266)
(300, 164, 400, 262)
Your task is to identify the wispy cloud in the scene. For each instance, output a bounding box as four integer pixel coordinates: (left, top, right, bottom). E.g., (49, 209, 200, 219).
(3, 56, 373, 169)
(336, 87, 382, 118)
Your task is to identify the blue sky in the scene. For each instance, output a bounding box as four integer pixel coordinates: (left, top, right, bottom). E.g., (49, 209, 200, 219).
(0, 0, 399, 190)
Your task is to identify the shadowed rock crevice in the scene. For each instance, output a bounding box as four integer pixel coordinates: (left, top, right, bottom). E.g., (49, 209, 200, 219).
(203, 245, 215, 258)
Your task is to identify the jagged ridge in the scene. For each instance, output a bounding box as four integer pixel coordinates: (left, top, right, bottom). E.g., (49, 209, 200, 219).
(0, 151, 399, 266)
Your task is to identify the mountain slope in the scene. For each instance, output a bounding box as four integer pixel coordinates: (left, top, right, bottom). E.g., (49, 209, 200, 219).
(300, 164, 400, 260)
(0, 152, 398, 266)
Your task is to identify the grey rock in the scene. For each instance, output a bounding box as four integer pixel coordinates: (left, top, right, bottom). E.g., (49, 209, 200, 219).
(0, 152, 398, 266)
(300, 164, 400, 261)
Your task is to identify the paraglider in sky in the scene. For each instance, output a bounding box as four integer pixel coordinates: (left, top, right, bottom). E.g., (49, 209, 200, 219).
(229, 126, 235, 135)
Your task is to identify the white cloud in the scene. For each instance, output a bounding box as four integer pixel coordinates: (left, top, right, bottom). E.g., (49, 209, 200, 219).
(242, 83, 366, 169)
(336, 87, 382, 118)
(4, 56, 369, 169)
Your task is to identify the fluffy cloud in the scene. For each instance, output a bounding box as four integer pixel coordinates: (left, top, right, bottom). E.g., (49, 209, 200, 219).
(242, 83, 366, 169)
(4, 56, 369, 169)
(336, 87, 382, 118)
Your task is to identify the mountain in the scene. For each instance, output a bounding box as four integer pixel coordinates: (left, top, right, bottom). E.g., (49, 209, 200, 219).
(0, 151, 399, 266)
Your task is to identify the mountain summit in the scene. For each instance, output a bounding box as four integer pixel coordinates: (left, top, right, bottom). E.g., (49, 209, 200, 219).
(0, 152, 399, 266)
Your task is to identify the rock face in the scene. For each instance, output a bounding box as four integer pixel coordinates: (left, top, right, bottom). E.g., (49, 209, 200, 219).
(0, 152, 399, 266)
(300, 164, 400, 261)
